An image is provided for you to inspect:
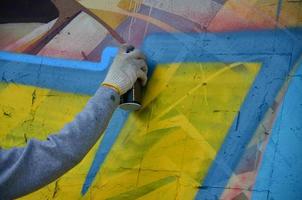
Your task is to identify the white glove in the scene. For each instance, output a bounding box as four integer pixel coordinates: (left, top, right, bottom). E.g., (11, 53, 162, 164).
(102, 45, 148, 95)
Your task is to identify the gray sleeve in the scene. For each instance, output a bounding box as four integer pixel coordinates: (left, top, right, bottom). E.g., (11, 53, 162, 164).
(0, 86, 120, 199)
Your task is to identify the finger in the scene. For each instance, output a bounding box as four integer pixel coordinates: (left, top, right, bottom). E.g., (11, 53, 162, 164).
(126, 49, 146, 60)
(137, 69, 148, 86)
(134, 59, 148, 72)
(119, 44, 128, 53)
(119, 44, 134, 54)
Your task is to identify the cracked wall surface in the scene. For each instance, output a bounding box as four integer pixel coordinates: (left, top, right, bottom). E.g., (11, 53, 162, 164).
(0, 0, 302, 199)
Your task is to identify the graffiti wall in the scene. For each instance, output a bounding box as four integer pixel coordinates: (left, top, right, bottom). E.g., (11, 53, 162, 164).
(0, 0, 302, 199)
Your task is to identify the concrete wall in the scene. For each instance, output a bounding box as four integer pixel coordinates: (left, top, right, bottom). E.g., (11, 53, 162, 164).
(0, 0, 301, 199)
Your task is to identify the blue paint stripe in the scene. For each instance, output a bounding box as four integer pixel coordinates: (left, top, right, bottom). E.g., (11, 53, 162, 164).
(252, 62, 302, 200)
(0, 47, 118, 95)
(81, 109, 129, 195)
(0, 47, 118, 71)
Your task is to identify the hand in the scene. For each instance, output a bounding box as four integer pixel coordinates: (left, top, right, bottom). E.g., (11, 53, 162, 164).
(102, 44, 148, 95)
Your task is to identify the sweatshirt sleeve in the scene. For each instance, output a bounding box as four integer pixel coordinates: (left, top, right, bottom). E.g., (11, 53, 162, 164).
(0, 86, 120, 199)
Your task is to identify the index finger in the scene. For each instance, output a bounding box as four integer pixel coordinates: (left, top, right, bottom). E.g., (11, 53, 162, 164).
(119, 44, 134, 54)
(126, 49, 146, 60)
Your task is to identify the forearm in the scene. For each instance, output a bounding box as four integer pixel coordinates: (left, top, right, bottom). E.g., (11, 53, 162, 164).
(0, 86, 119, 199)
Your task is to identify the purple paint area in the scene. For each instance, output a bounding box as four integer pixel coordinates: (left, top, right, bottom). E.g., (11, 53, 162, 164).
(235, 144, 260, 174)
(144, 4, 203, 32)
(87, 3, 217, 61)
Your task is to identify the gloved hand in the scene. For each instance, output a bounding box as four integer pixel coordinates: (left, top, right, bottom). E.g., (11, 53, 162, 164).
(102, 44, 148, 95)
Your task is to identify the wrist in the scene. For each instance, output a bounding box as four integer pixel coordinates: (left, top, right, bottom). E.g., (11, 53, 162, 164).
(101, 82, 122, 95)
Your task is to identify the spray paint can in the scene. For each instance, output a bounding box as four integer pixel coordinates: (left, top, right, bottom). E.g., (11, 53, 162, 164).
(119, 45, 143, 111)
(120, 81, 142, 111)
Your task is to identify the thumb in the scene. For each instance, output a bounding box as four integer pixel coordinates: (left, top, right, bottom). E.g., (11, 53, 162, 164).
(136, 69, 148, 86)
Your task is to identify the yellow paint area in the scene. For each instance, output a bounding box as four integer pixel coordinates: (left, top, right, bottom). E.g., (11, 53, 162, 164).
(279, 0, 302, 27)
(0, 84, 89, 148)
(90, 9, 129, 29)
(217, 0, 302, 28)
(0, 62, 260, 199)
(86, 62, 260, 199)
(80, 0, 138, 29)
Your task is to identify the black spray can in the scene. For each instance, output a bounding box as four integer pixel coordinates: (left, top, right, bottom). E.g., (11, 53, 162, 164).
(119, 81, 142, 111)
(119, 45, 143, 111)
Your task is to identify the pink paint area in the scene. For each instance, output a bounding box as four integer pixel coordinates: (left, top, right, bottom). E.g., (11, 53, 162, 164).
(221, 174, 255, 199)
(38, 47, 85, 60)
(208, 10, 275, 32)
(0, 34, 19, 50)
(0, 23, 44, 50)
(2, 34, 34, 52)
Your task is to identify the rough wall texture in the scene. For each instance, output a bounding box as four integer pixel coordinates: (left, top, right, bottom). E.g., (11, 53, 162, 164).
(0, 0, 302, 199)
